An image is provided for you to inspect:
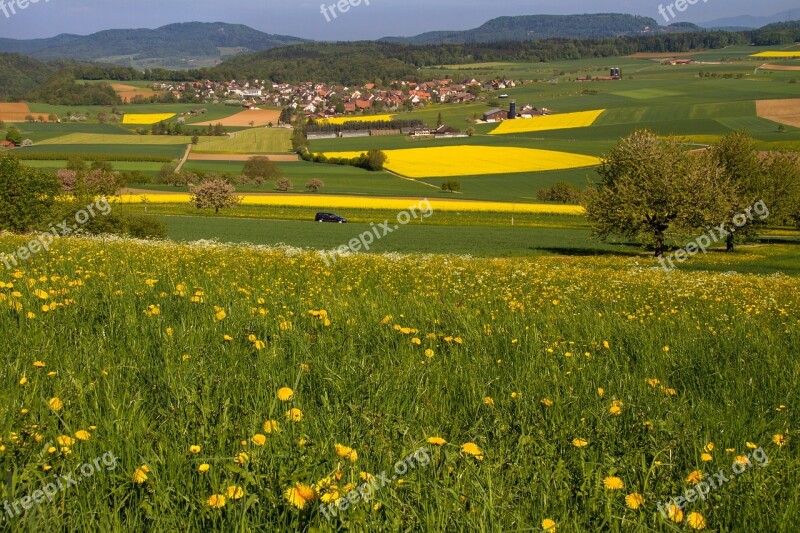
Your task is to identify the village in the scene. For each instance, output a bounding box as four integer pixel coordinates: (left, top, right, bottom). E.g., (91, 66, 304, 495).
(147, 77, 529, 121)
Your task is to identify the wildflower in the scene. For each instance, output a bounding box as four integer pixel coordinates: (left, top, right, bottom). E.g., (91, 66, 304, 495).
(703, 442, 714, 452)
(686, 471, 704, 485)
(597, 388, 604, 397)
(572, 438, 589, 448)
(334, 444, 358, 462)
(263, 420, 280, 433)
(207, 494, 226, 508)
(411, 337, 421, 345)
(687, 512, 706, 530)
(424, 349, 435, 357)
(603, 476, 624, 490)
(133, 465, 150, 484)
(460, 442, 484, 460)
(541, 398, 554, 407)
(667, 504, 684, 523)
(19, 377, 27, 385)
(542, 518, 557, 531)
(483, 396, 494, 407)
(252, 434, 267, 446)
(277, 387, 295, 401)
(427, 437, 447, 446)
(48, 397, 63, 411)
(189, 445, 201, 454)
(226, 486, 244, 500)
(625, 493, 644, 509)
(74, 430, 91, 441)
(645, 378, 660, 388)
(746, 442, 758, 449)
(733, 456, 750, 467)
(56, 435, 75, 447)
(284, 483, 316, 509)
(198, 464, 210, 473)
(235, 452, 249, 465)
(772, 434, 787, 447)
(33, 361, 45, 368)
(286, 408, 303, 422)
(700, 453, 713, 462)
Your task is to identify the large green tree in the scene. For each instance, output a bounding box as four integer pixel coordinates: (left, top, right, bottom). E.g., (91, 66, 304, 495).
(0, 152, 61, 232)
(583, 130, 730, 257)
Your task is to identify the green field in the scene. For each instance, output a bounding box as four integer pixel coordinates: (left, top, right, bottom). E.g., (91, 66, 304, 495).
(1, 235, 798, 530)
(194, 128, 292, 153)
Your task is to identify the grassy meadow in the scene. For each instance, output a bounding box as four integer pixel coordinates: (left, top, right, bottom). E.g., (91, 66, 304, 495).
(0, 235, 797, 531)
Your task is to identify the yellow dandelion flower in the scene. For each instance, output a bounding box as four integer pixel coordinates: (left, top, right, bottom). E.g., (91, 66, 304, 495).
(133, 465, 150, 484)
(667, 504, 684, 523)
(334, 444, 358, 462)
(19, 377, 27, 385)
(541, 398, 554, 407)
(427, 437, 447, 446)
(460, 442, 484, 460)
(263, 419, 280, 433)
(542, 518, 557, 531)
(286, 408, 303, 422)
(686, 471, 704, 485)
(746, 442, 758, 449)
(207, 494, 226, 508)
(625, 493, 644, 509)
(74, 430, 91, 441)
(687, 511, 706, 530)
(226, 486, 244, 500)
(700, 453, 713, 462)
(733, 456, 750, 466)
(483, 396, 495, 407)
(234, 452, 249, 465)
(33, 361, 46, 368)
(277, 387, 294, 401)
(189, 445, 201, 454)
(572, 438, 589, 448)
(597, 388, 605, 397)
(198, 464, 210, 473)
(703, 442, 715, 452)
(424, 349, 435, 357)
(252, 434, 267, 446)
(411, 337, 421, 345)
(56, 435, 75, 447)
(284, 483, 316, 509)
(772, 434, 787, 447)
(48, 397, 63, 411)
(603, 476, 624, 490)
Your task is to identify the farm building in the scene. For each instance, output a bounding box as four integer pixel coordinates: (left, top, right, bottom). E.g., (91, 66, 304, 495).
(483, 109, 508, 122)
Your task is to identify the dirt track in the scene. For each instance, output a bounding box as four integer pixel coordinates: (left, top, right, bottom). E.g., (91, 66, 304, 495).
(0, 103, 32, 122)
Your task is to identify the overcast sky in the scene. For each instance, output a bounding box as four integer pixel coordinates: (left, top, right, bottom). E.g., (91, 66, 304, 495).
(1, 0, 796, 40)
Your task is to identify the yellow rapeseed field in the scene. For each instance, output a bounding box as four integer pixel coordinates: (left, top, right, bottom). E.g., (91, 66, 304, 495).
(321, 114, 394, 125)
(121, 113, 177, 125)
(488, 109, 606, 135)
(114, 193, 585, 215)
(751, 51, 800, 58)
(321, 146, 601, 178)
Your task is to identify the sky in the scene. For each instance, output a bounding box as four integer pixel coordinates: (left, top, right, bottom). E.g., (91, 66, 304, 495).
(0, 0, 796, 40)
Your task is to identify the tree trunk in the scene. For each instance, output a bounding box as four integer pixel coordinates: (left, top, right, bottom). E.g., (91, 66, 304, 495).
(726, 232, 734, 252)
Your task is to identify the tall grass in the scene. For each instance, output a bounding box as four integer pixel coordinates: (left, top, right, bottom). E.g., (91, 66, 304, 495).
(0, 236, 797, 531)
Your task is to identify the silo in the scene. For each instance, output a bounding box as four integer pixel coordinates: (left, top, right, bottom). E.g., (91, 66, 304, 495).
(509, 101, 516, 119)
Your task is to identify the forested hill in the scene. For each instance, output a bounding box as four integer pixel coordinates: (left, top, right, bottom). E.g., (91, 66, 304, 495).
(0, 22, 310, 62)
(0, 53, 55, 99)
(380, 14, 688, 44)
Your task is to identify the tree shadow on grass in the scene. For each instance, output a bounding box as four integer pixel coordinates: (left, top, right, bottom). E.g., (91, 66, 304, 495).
(531, 245, 644, 258)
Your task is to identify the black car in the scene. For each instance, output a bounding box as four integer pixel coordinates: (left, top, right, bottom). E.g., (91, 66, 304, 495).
(315, 212, 348, 223)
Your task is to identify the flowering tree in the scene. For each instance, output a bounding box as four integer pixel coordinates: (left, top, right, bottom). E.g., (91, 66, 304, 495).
(306, 179, 324, 192)
(189, 179, 243, 213)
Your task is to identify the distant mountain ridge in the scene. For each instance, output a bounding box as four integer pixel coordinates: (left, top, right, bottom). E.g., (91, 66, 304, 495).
(380, 14, 688, 45)
(0, 22, 310, 64)
(699, 8, 800, 29)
